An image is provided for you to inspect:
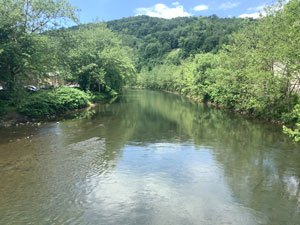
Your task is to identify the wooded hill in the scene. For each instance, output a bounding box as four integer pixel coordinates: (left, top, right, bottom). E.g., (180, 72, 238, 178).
(107, 15, 245, 71)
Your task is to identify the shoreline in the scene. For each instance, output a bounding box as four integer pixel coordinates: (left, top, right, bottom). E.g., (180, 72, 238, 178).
(0, 103, 97, 128)
(131, 86, 286, 127)
(0, 88, 288, 129)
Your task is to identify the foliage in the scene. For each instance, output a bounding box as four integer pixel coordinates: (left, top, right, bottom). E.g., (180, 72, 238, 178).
(52, 23, 135, 93)
(283, 123, 300, 142)
(17, 87, 89, 117)
(0, 0, 78, 93)
(1, 0, 300, 142)
(54, 87, 90, 110)
(107, 15, 245, 71)
(135, 0, 300, 142)
(283, 103, 300, 142)
(0, 100, 10, 116)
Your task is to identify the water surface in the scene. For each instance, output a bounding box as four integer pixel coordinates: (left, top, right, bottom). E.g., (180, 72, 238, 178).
(0, 89, 300, 225)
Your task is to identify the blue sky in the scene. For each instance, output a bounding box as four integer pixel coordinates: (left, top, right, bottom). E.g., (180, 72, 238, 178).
(68, 0, 276, 23)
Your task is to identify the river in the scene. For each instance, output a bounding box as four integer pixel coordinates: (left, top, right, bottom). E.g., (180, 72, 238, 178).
(0, 89, 299, 225)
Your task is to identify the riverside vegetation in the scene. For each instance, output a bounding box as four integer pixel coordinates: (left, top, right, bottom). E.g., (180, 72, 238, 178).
(0, 0, 300, 141)
(0, 0, 134, 120)
(109, 0, 300, 142)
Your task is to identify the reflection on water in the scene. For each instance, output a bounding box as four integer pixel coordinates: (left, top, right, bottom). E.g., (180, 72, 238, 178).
(0, 89, 300, 225)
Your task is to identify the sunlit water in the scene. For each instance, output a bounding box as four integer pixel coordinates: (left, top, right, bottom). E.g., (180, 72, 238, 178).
(0, 89, 300, 225)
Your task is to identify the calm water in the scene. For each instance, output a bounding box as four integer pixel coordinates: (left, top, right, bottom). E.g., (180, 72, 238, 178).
(0, 89, 300, 225)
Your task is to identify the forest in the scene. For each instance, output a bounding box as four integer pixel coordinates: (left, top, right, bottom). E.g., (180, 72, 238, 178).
(0, 0, 300, 141)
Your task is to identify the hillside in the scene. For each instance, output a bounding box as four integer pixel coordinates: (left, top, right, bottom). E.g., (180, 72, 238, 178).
(107, 15, 246, 70)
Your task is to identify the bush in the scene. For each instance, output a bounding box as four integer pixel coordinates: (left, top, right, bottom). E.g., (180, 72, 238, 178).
(18, 87, 90, 117)
(0, 100, 10, 116)
(282, 103, 300, 142)
(283, 124, 300, 142)
(54, 87, 90, 111)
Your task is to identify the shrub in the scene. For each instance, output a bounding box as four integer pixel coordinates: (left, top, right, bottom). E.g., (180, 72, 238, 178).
(283, 124, 300, 142)
(54, 87, 90, 111)
(0, 100, 10, 116)
(18, 87, 90, 117)
(17, 91, 57, 117)
(282, 103, 300, 142)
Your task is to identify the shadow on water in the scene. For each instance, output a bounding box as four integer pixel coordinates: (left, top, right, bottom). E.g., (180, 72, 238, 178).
(0, 89, 299, 225)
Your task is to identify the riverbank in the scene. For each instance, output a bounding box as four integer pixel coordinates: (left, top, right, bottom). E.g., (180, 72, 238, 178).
(180, 92, 286, 126)
(0, 87, 117, 127)
(0, 104, 99, 128)
(132, 87, 287, 127)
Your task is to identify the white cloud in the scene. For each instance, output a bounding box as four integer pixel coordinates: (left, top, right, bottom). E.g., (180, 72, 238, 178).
(219, 2, 240, 10)
(247, 0, 290, 16)
(240, 4, 268, 19)
(193, 4, 209, 11)
(135, 3, 192, 19)
(239, 12, 263, 19)
(240, 0, 291, 20)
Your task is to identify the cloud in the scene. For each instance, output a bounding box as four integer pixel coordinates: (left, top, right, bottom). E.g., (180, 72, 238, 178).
(239, 12, 263, 19)
(193, 4, 209, 11)
(248, 0, 291, 13)
(219, 1, 240, 10)
(240, 4, 268, 19)
(135, 3, 192, 19)
(245, 0, 290, 18)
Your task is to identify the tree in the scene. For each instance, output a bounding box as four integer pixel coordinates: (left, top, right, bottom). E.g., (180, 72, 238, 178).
(59, 23, 135, 93)
(0, 0, 78, 92)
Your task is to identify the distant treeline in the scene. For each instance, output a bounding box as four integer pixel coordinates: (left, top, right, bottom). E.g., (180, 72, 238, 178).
(107, 15, 246, 71)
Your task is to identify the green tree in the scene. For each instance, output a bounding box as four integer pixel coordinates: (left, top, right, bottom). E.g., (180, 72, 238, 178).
(60, 23, 135, 93)
(0, 0, 78, 92)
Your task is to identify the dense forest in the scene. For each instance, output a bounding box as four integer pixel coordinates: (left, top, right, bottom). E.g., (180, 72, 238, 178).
(0, 0, 300, 141)
(107, 15, 245, 70)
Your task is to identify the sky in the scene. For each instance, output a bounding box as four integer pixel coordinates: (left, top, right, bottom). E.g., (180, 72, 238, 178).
(68, 0, 277, 23)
